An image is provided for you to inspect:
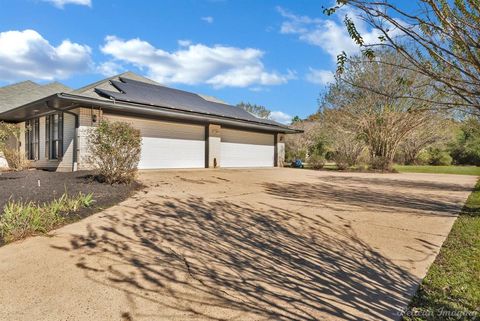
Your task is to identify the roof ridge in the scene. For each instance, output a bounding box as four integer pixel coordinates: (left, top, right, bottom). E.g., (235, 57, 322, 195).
(73, 71, 147, 94)
(0, 80, 39, 90)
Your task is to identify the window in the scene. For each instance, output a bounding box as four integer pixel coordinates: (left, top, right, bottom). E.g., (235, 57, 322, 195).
(25, 118, 39, 160)
(45, 113, 63, 160)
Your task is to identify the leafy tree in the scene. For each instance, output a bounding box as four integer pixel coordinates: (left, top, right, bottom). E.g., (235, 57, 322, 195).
(237, 102, 271, 119)
(291, 116, 301, 124)
(321, 51, 438, 171)
(450, 117, 480, 165)
(327, 0, 480, 112)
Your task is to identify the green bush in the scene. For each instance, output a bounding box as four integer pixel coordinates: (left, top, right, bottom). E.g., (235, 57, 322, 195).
(415, 150, 431, 165)
(0, 193, 93, 243)
(429, 148, 453, 166)
(87, 121, 142, 184)
(308, 154, 326, 170)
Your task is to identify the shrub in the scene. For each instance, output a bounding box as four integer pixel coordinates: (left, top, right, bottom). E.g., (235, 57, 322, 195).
(415, 150, 431, 165)
(308, 154, 326, 170)
(429, 148, 453, 166)
(369, 156, 393, 171)
(0, 192, 93, 243)
(87, 121, 142, 184)
(0, 122, 26, 171)
(3, 148, 29, 171)
(329, 133, 365, 170)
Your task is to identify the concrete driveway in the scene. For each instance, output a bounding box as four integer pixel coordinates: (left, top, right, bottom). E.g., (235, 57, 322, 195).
(0, 169, 476, 321)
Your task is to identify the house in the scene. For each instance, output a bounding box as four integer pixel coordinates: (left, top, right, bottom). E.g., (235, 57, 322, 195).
(0, 72, 297, 171)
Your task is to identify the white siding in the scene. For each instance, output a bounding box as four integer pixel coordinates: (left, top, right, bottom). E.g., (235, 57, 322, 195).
(77, 107, 102, 170)
(104, 114, 206, 169)
(220, 128, 274, 168)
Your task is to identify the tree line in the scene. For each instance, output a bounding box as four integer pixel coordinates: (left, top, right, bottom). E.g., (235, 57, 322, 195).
(286, 0, 480, 171)
(285, 50, 480, 171)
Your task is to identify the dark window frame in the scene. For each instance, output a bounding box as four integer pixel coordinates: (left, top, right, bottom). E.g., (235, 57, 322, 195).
(45, 113, 64, 160)
(25, 118, 40, 161)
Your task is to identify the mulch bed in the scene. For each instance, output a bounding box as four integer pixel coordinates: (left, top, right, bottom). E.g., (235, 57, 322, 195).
(0, 169, 143, 219)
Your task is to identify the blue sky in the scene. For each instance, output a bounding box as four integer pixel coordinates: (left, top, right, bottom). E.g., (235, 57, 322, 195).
(0, 0, 388, 122)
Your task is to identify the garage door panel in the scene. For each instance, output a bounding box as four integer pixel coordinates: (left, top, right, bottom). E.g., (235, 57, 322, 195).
(105, 114, 205, 169)
(221, 128, 274, 168)
(221, 129, 274, 145)
(140, 137, 205, 169)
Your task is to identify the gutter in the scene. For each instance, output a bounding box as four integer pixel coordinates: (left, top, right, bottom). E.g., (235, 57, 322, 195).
(57, 93, 302, 134)
(45, 101, 79, 172)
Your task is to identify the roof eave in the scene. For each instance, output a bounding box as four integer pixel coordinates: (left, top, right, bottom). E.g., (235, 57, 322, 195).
(0, 93, 73, 122)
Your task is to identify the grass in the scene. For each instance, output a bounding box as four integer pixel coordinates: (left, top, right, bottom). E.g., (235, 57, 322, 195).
(395, 165, 480, 176)
(0, 192, 94, 243)
(403, 180, 480, 321)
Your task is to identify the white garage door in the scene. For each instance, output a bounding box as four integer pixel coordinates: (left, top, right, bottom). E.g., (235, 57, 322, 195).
(105, 114, 205, 169)
(220, 128, 274, 167)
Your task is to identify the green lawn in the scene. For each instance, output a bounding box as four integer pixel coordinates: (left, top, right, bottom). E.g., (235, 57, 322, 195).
(395, 165, 480, 176)
(403, 180, 480, 321)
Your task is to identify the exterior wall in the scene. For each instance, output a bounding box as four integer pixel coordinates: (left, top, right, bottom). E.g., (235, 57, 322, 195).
(2, 109, 288, 171)
(77, 107, 102, 170)
(275, 133, 285, 167)
(207, 124, 221, 168)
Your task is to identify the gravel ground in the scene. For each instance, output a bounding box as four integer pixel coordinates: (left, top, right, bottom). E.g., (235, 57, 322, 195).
(0, 169, 142, 217)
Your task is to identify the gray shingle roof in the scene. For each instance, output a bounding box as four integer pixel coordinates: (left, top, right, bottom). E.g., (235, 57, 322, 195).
(0, 81, 71, 114)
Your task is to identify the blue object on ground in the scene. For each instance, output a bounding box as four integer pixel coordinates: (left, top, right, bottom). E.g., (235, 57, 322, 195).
(292, 159, 304, 168)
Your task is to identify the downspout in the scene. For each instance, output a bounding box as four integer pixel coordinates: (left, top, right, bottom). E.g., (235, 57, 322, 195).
(45, 102, 79, 172)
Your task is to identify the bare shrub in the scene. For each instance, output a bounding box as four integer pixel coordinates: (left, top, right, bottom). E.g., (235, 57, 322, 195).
(3, 148, 29, 171)
(87, 121, 141, 184)
(0, 122, 27, 171)
(308, 154, 325, 170)
(327, 128, 365, 170)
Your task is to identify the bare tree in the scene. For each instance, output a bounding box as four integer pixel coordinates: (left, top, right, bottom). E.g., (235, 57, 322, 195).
(399, 115, 454, 164)
(327, 0, 480, 111)
(285, 120, 324, 161)
(322, 52, 437, 171)
(237, 102, 271, 119)
(328, 125, 365, 169)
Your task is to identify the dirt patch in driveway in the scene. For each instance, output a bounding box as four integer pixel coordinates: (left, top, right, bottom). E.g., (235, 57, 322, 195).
(0, 169, 476, 321)
(0, 170, 141, 217)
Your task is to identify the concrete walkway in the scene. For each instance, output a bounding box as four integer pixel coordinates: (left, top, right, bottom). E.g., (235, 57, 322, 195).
(0, 169, 476, 321)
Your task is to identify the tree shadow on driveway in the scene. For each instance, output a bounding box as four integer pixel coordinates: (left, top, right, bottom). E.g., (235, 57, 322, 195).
(54, 192, 420, 321)
(263, 176, 467, 216)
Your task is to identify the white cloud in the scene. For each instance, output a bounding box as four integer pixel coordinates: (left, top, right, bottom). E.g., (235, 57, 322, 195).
(0, 29, 92, 82)
(178, 39, 192, 47)
(97, 61, 123, 76)
(277, 6, 400, 61)
(42, 0, 91, 8)
(306, 67, 335, 85)
(270, 111, 292, 124)
(101, 35, 294, 88)
(201, 16, 214, 24)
